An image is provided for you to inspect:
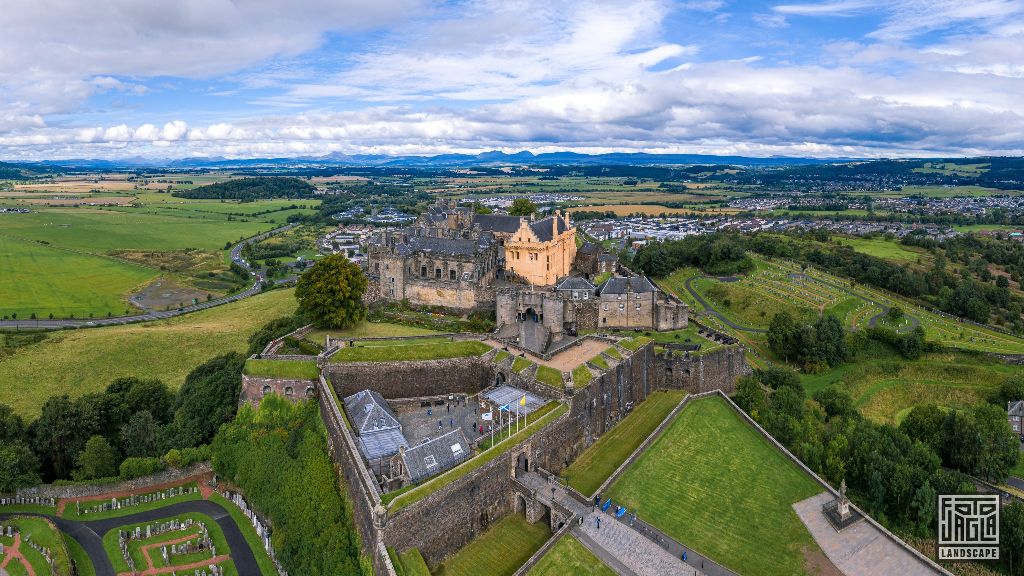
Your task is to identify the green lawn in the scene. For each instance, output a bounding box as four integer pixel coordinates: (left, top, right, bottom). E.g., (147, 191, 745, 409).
(329, 341, 490, 362)
(209, 493, 278, 576)
(61, 483, 201, 521)
(0, 288, 298, 418)
(607, 397, 823, 576)
(390, 547, 431, 576)
(563, 390, 686, 496)
(535, 365, 564, 388)
(512, 357, 533, 373)
(65, 533, 96, 576)
(1, 516, 71, 576)
(101, 512, 231, 575)
(433, 513, 550, 576)
(833, 236, 928, 262)
(244, 359, 320, 379)
(304, 322, 443, 345)
(571, 365, 593, 387)
(0, 234, 158, 318)
(494, 350, 510, 363)
(801, 345, 1013, 425)
(589, 355, 609, 370)
(527, 535, 615, 576)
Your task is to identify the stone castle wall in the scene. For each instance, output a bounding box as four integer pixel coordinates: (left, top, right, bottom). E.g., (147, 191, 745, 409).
(325, 355, 496, 400)
(238, 375, 318, 406)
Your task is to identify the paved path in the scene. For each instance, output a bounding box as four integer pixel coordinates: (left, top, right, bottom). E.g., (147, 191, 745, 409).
(792, 492, 942, 576)
(2, 499, 259, 576)
(682, 276, 766, 333)
(1006, 476, 1024, 492)
(0, 532, 37, 576)
(0, 224, 294, 330)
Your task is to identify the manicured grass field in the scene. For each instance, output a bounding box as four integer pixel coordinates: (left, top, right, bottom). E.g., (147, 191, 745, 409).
(1, 516, 71, 576)
(208, 493, 278, 576)
(607, 397, 823, 576)
(433, 513, 551, 576)
(65, 533, 96, 576)
(534, 365, 564, 388)
(243, 359, 320, 379)
(563, 390, 686, 496)
(304, 322, 443, 345)
(0, 289, 298, 417)
(101, 512, 231, 575)
(512, 357, 533, 373)
(329, 340, 491, 362)
(571, 364, 593, 387)
(527, 535, 615, 576)
(0, 234, 158, 318)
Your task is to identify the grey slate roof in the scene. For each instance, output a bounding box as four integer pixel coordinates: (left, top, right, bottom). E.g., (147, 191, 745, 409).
(344, 389, 408, 461)
(529, 216, 569, 242)
(598, 253, 617, 262)
(395, 233, 493, 257)
(344, 389, 401, 435)
(556, 277, 596, 291)
(474, 214, 523, 233)
(598, 276, 657, 295)
(402, 428, 470, 483)
(1009, 401, 1024, 417)
(578, 242, 602, 255)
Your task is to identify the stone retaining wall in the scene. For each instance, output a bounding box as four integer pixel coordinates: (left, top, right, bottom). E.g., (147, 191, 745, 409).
(326, 355, 494, 399)
(238, 375, 317, 406)
(14, 462, 211, 499)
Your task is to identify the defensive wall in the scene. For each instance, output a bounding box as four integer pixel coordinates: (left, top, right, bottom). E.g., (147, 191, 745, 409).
(319, 338, 750, 569)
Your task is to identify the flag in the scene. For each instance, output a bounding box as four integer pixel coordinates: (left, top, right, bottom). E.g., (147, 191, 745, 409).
(519, 394, 527, 406)
(481, 411, 493, 421)
(499, 404, 510, 412)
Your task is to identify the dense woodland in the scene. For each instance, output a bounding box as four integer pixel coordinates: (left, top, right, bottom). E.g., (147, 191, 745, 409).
(172, 176, 316, 200)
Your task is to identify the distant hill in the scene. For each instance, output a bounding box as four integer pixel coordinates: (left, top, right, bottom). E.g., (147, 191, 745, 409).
(171, 176, 316, 200)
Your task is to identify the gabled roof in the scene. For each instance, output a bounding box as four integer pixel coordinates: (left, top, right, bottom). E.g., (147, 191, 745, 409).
(556, 277, 596, 291)
(402, 428, 470, 483)
(529, 216, 570, 243)
(395, 233, 493, 257)
(474, 214, 523, 233)
(578, 242, 602, 255)
(344, 389, 401, 436)
(1009, 400, 1024, 417)
(598, 276, 657, 295)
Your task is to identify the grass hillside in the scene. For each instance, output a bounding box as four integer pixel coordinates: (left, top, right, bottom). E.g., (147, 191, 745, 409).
(607, 396, 823, 576)
(0, 289, 297, 417)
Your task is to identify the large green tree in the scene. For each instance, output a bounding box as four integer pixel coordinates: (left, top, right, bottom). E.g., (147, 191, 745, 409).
(121, 410, 159, 458)
(295, 254, 367, 328)
(508, 198, 537, 216)
(30, 395, 99, 480)
(168, 352, 246, 448)
(0, 441, 40, 492)
(73, 435, 118, 481)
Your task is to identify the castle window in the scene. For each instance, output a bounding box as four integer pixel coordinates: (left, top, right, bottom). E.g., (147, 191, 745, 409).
(450, 269, 457, 280)
(463, 272, 471, 280)
(619, 303, 625, 311)
(421, 266, 427, 277)
(583, 292, 589, 300)
(636, 294, 641, 299)
(390, 277, 395, 283)
(636, 302, 642, 309)
(603, 304, 609, 311)
(435, 268, 442, 279)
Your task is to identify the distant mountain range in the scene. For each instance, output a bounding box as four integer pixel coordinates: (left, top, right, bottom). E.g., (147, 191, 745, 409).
(16, 150, 850, 170)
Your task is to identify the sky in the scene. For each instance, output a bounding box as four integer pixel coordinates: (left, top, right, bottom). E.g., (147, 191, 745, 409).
(1, 0, 1023, 160)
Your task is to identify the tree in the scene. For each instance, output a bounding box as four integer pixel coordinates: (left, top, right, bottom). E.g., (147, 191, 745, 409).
(30, 395, 98, 480)
(295, 254, 367, 328)
(992, 374, 1024, 406)
(508, 198, 537, 217)
(73, 435, 118, 480)
(900, 404, 946, 455)
(169, 352, 246, 448)
(121, 410, 159, 458)
(767, 311, 799, 362)
(970, 403, 1019, 481)
(813, 313, 847, 367)
(0, 441, 40, 492)
(1002, 501, 1024, 576)
(886, 306, 903, 322)
(124, 379, 174, 423)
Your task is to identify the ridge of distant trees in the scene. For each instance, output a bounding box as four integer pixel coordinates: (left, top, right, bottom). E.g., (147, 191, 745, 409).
(172, 176, 316, 200)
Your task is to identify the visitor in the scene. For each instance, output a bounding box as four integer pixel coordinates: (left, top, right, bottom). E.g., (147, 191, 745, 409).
(596, 517, 601, 530)
(449, 418, 453, 428)
(438, 420, 442, 430)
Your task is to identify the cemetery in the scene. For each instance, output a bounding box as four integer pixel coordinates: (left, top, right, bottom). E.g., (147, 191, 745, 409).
(62, 484, 203, 521)
(0, 516, 72, 576)
(101, 512, 234, 576)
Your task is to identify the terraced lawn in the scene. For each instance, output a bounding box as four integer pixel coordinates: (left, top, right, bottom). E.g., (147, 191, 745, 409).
(432, 513, 550, 576)
(607, 397, 823, 576)
(329, 340, 491, 362)
(563, 390, 686, 497)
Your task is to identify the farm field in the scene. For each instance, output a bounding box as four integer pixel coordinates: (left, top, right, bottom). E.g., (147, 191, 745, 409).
(562, 390, 686, 496)
(0, 288, 298, 418)
(567, 204, 739, 216)
(527, 535, 615, 576)
(0, 234, 157, 318)
(800, 344, 1015, 425)
(607, 396, 824, 576)
(432, 513, 550, 576)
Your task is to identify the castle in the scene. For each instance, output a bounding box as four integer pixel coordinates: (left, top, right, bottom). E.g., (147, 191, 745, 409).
(365, 201, 688, 355)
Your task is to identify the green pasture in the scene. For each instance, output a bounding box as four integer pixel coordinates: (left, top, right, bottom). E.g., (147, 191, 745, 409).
(432, 513, 550, 576)
(833, 236, 927, 262)
(801, 346, 1014, 425)
(607, 397, 823, 576)
(527, 535, 615, 576)
(563, 390, 686, 496)
(0, 288, 298, 418)
(0, 234, 157, 318)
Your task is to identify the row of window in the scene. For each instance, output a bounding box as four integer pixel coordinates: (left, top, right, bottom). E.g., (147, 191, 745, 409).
(603, 303, 643, 311)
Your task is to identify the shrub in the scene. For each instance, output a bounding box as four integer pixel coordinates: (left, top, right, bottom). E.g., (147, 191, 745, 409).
(119, 457, 166, 480)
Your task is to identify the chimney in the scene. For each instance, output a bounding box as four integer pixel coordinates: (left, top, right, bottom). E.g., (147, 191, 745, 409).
(552, 214, 558, 237)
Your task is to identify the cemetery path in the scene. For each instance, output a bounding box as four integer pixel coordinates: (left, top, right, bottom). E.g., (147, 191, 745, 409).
(4, 499, 258, 576)
(0, 532, 37, 576)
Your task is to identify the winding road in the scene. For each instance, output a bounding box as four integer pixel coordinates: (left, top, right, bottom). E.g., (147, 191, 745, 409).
(0, 224, 295, 331)
(1, 500, 259, 576)
(682, 272, 920, 335)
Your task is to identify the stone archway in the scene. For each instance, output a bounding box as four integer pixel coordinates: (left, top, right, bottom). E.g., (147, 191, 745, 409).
(516, 494, 527, 515)
(495, 372, 506, 387)
(524, 307, 539, 322)
(516, 452, 529, 476)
